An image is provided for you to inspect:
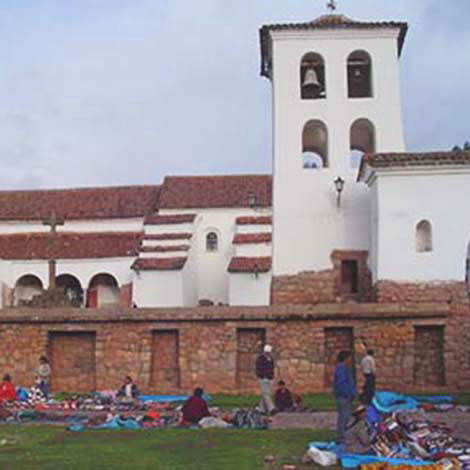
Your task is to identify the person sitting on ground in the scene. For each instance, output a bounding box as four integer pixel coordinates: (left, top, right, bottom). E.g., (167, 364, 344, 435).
(345, 404, 372, 454)
(0, 374, 16, 402)
(274, 380, 294, 412)
(181, 387, 211, 424)
(117, 376, 140, 400)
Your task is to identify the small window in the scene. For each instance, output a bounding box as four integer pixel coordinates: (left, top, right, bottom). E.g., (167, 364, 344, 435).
(302, 120, 328, 169)
(300, 53, 326, 100)
(341, 260, 359, 294)
(206, 232, 218, 252)
(347, 51, 372, 98)
(416, 220, 433, 252)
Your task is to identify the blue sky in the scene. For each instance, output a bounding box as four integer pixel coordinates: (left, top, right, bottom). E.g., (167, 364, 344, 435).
(0, 0, 469, 189)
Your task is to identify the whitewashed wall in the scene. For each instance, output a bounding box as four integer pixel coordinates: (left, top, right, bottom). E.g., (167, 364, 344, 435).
(132, 269, 184, 308)
(0, 218, 143, 234)
(159, 208, 272, 305)
(229, 272, 271, 306)
(269, 29, 406, 276)
(371, 169, 470, 282)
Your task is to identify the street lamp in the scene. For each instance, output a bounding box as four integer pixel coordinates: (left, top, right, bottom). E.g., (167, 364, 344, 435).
(334, 177, 345, 208)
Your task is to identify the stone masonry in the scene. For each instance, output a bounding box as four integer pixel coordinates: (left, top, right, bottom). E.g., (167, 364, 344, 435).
(0, 303, 468, 395)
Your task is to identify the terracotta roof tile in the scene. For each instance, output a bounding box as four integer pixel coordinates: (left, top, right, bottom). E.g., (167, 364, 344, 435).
(140, 245, 190, 253)
(227, 256, 272, 273)
(235, 216, 272, 225)
(358, 150, 470, 181)
(0, 232, 142, 260)
(143, 233, 192, 241)
(158, 175, 272, 209)
(260, 15, 408, 77)
(0, 185, 160, 221)
(233, 233, 272, 244)
(144, 214, 197, 225)
(131, 257, 187, 271)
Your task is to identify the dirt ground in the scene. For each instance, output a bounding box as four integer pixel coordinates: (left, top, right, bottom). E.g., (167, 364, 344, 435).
(271, 409, 470, 440)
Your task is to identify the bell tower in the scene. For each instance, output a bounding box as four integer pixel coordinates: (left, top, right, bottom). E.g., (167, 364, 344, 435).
(260, 11, 408, 278)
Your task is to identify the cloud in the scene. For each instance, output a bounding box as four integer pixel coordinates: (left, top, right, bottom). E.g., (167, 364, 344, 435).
(0, 1, 468, 189)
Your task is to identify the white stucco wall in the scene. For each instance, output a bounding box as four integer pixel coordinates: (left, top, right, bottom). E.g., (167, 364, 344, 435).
(0, 218, 143, 234)
(132, 269, 184, 308)
(159, 208, 272, 305)
(372, 169, 470, 282)
(269, 29, 405, 275)
(229, 272, 271, 306)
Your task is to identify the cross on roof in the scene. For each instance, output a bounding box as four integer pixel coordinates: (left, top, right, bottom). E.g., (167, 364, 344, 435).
(327, 0, 337, 12)
(42, 211, 64, 233)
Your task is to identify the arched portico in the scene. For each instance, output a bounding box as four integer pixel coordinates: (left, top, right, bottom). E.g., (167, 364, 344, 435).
(87, 273, 120, 308)
(14, 275, 44, 306)
(56, 274, 84, 306)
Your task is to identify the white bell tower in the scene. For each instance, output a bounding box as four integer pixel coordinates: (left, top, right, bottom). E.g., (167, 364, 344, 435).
(260, 10, 408, 277)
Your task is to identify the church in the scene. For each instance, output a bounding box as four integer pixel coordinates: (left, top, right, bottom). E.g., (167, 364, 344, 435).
(0, 7, 469, 394)
(1, 10, 468, 310)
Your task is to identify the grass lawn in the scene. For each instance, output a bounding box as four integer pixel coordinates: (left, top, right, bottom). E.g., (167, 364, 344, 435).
(0, 426, 335, 470)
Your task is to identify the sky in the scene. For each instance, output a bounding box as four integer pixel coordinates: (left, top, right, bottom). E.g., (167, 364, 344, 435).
(0, 0, 469, 190)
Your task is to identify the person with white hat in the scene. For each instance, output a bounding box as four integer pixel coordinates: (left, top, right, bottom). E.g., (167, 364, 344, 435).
(255, 344, 275, 415)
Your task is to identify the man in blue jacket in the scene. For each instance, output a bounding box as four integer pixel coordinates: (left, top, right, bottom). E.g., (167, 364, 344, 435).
(334, 350, 355, 443)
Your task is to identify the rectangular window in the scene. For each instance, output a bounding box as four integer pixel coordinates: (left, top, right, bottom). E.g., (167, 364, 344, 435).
(341, 260, 359, 294)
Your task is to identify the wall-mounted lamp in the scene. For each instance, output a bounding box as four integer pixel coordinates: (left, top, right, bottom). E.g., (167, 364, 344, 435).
(334, 176, 345, 208)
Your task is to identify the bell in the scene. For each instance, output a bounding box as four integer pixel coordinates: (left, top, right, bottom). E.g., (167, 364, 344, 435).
(302, 67, 321, 97)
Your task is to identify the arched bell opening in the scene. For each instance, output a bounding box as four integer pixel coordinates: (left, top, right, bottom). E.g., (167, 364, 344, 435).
(350, 118, 376, 168)
(302, 120, 328, 169)
(348, 50, 373, 98)
(416, 220, 433, 253)
(300, 52, 326, 100)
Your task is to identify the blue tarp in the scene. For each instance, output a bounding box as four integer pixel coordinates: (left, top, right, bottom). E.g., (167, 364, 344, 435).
(139, 394, 211, 403)
(410, 396, 453, 404)
(340, 454, 434, 469)
(372, 391, 455, 413)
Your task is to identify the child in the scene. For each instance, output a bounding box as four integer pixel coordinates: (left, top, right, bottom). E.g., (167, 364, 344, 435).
(0, 374, 16, 402)
(274, 380, 294, 412)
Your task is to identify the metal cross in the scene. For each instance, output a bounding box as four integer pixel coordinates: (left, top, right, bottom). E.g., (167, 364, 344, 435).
(327, 0, 337, 12)
(42, 211, 64, 289)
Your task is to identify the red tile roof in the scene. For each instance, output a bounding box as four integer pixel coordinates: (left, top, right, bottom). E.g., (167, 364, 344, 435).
(0, 185, 160, 221)
(227, 256, 272, 273)
(158, 175, 272, 209)
(260, 15, 408, 77)
(131, 257, 187, 271)
(143, 233, 192, 241)
(235, 216, 272, 225)
(140, 245, 190, 253)
(144, 214, 197, 225)
(0, 232, 142, 260)
(358, 150, 470, 181)
(233, 233, 272, 244)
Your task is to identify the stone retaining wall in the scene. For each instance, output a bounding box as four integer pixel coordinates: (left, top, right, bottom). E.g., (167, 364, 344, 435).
(0, 303, 468, 395)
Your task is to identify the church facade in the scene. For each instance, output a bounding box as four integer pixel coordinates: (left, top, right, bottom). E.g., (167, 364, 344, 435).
(1, 13, 469, 310)
(0, 11, 469, 394)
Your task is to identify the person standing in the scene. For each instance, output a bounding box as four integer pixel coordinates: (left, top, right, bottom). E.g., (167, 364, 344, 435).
(255, 344, 275, 415)
(360, 348, 376, 405)
(334, 350, 355, 444)
(36, 355, 51, 400)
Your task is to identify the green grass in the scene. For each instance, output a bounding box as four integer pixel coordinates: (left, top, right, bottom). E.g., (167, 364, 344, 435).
(211, 393, 336, 411)
(0, 426, 335, 470)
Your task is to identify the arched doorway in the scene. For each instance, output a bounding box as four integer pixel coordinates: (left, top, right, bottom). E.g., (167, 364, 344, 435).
(87, 273, 120, 308)
(56, 274, 84, 306)
(14, 275, 43, 306)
